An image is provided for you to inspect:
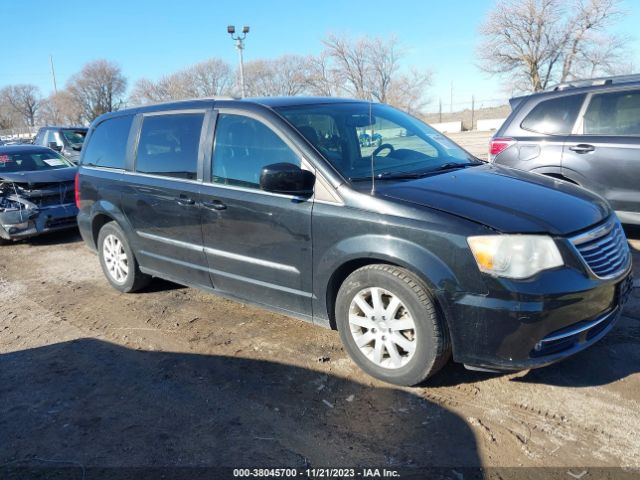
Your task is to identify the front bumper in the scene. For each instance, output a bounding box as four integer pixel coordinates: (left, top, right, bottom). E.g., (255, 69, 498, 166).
(447, 267, 634, 371)
(0, 203, 78, 241)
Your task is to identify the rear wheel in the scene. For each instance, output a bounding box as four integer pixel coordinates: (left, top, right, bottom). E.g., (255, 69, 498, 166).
(336, 264, 450, 386)
(97, 222, 150, 293)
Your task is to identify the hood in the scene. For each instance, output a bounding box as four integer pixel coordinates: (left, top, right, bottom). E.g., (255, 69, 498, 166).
(377, 164, 610, 235)
(0, 167, 77, 186)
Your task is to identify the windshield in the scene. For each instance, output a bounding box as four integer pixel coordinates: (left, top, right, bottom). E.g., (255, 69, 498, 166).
(61, 129, 87, 146)
(276, 103, 478, 181)
(0, 150, 73, 173)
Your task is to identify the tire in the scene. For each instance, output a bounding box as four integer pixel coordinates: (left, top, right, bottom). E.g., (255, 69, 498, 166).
(336, 264, 450, 386)
(0, 237, 11, 246)
(97, 221, 150, 293)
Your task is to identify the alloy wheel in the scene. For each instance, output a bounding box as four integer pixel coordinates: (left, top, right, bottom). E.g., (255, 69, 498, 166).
(348, 287, 417, 369)
(103, 234, 128, 284)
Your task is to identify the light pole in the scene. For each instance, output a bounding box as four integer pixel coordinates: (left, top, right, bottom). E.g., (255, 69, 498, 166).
(227, 25, 249, 98)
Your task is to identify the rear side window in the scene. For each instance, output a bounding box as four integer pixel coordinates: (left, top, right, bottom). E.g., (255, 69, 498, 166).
(135, 113, 204, 180)
(583, 90, 640, 136)
(520, 94, 585, 135)
(82, 116, 133, 168)
(45, 130, 61, 147)
(212, 114, 300, 188)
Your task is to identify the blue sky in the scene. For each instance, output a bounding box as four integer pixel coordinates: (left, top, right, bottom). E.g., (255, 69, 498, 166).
(2, 0, 638, 111)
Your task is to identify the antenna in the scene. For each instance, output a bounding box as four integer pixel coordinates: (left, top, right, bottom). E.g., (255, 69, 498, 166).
(50, 54, 58, 94)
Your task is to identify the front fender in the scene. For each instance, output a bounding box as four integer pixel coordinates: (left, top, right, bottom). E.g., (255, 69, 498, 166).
(312, 233, 481, 330)
(317, 234, 459, 293)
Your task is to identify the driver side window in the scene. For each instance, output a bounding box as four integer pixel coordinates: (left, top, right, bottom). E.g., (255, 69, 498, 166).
(212, 114, 300, 189)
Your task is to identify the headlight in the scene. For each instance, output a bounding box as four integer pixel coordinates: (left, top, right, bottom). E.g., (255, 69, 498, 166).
(467, 235, 563, 279)
(2, 221, 28, 230)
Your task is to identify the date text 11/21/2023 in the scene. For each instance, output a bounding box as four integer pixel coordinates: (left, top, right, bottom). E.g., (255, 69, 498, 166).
(232, 468, 400, 478)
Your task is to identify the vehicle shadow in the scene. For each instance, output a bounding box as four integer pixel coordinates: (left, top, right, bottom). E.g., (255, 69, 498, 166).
(24, 228, 82, 246)
(139, 277, 187, 293)
(0, 339, 481, 477)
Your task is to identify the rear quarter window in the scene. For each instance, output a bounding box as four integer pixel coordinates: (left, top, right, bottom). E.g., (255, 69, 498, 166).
(82, 115, 133, 169)
(583, 89, 640, 136)
(520, 94, 585, 135)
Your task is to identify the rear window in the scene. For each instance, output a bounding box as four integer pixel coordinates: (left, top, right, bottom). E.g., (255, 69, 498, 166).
(61, 129, 87, 146)
(520, 94, 585, 135)
(82, 116, 133, 169)
(135, 113, 204, 180)
(583, 89, 640, 136)
(0, 150, 73, 173)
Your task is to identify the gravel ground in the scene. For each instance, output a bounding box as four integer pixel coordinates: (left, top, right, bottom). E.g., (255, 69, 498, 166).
(447, 130, 493, 160)
(0, 226, 638, 476)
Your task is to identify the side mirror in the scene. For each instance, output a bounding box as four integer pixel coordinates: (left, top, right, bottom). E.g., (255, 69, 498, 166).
(260, 163, 315, 196)
(48, 142, 62, 152)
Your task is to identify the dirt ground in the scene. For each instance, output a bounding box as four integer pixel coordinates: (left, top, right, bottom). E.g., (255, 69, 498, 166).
(0, 226, 639, 476)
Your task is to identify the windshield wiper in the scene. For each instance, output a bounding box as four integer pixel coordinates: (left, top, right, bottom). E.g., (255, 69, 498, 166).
(349, 171, 429, 181)
(432, 160, 484, 171)
(349, 160, 484, 182)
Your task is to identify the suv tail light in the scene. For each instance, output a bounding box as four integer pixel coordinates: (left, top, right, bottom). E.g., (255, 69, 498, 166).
(74, 171, 81, 208)
(489, 137, 516, 161)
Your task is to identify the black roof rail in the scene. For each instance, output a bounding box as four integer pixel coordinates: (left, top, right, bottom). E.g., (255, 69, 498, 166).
(546, 73, 640, 92)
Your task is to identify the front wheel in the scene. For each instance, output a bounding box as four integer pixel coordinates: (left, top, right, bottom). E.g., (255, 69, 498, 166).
(336, 264, 450, 386)
(97, 221, 150, 293)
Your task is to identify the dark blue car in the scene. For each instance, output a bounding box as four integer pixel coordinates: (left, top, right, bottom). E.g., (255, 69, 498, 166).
(0, 145, 78, 243)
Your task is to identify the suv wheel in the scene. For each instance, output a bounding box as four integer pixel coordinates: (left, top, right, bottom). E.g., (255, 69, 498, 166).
(98, 222, 150, 293)
(336, 264, 450, 386)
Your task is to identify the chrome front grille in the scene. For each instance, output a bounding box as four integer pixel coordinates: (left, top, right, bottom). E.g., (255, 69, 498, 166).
(571, 219, 631, 279)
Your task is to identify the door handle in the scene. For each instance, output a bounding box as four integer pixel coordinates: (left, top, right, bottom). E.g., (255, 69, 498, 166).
(568, 144, 595, 154)
(201, 200, 227, 211)
(175, 195, 195, 206)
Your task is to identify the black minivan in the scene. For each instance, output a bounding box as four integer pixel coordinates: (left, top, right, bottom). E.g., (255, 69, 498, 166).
(76, 97, 633, 386)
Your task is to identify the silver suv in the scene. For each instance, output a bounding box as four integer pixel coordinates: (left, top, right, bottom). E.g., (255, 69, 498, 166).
(490, 74, 640, 226)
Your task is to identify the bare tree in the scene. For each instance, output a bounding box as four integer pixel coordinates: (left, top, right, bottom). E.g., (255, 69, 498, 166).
(303, 53, 339, 96)
(0, 97, 23, 130)
(387, 68, 434, 115)
(320, 34, 432, 112)
(323, 34, 371, 99)
(367, 36, 403, 103)
(187, 58, 234, 97)
(0, 84, 42, 126)
(129, 58, 234, 105)
(38, 90, 84, 126)
(127, 35, 432, 114)
(244, 55, 309, 97)
(478, 0, 627, 92)
(66, 60, 127, 123)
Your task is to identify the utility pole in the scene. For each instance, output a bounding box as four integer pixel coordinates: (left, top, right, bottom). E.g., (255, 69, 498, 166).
(227, 25, 250, 98)
(450, 81, 453, 113)
(471, 94, 475, 131)
(50, 54, 58, 94)
(438, 98, 442, 123)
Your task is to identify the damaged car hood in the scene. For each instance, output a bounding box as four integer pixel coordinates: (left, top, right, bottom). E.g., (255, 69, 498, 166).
(0, 167, 77, 186)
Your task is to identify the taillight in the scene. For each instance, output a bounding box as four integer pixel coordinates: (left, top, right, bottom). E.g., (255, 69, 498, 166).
(74, 171, 81, 208)
(489, 137, 516, 161)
